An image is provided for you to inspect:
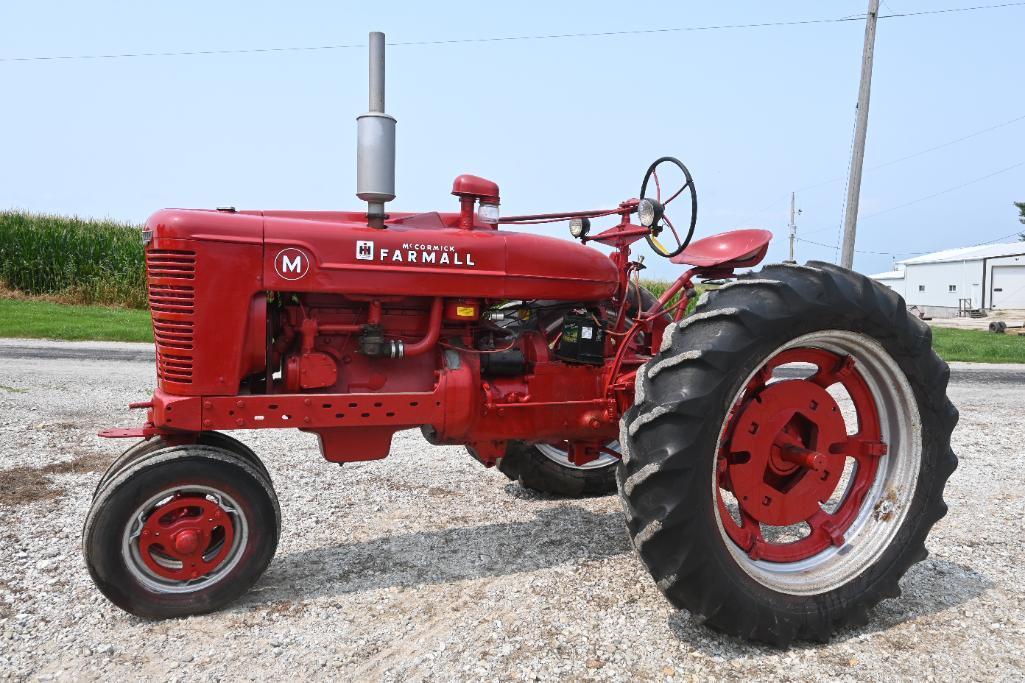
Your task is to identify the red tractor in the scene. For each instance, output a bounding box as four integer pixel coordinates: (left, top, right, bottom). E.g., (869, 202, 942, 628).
(84, 34, 957, 645)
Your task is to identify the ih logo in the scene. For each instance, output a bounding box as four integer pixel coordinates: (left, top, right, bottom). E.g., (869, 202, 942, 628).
(356, 240, 374, 261)
(274, 248, 310, 281)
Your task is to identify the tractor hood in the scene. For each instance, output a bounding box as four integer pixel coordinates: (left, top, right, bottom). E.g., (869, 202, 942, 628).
(145, 208, 619, 301)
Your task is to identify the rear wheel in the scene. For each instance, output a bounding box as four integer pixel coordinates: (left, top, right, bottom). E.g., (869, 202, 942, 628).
(620, 262, 957, 645)
(498, 440, 621, 497)
(83, 445, 280, 618)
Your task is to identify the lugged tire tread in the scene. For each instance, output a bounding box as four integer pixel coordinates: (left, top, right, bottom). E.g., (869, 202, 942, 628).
(619, 261, 957, 646)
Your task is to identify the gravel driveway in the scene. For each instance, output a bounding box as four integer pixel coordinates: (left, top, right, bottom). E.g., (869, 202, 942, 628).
(1, 339, 1023, 681)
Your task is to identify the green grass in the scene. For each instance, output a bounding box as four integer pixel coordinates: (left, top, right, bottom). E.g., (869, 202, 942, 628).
(0, 298, 152, 342)
(930, 326, 1025, 364)
(0, 295, 1022, 364)
(0, 211, 146, 308)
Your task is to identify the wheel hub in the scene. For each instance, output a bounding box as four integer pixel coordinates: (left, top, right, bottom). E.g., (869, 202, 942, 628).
(727, 380, 848, 527)
(716, 343, 895, 566)
(138, 494, 234, 582)
(172, 529, 202, 555)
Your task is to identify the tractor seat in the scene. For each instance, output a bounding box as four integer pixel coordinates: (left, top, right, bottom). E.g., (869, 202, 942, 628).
(670, 229, 773, 270)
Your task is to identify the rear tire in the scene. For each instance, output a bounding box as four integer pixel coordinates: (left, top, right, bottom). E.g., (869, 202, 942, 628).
(498, 441, 620, 497)
(619, 262, 957, 645)
(83, 444, 280, 618)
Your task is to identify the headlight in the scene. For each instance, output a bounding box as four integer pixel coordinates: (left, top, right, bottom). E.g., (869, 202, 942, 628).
(477, 202, 500, 224)
(637, 198, 662, 228)
(569, 216, 591, 238)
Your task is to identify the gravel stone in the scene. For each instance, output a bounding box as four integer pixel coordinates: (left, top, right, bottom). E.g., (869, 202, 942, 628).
(1, 339, 1023, 680)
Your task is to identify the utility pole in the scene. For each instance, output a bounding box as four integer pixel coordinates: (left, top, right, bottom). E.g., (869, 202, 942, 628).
(840, 0, 880, 270)
(786, 192, 797, 264)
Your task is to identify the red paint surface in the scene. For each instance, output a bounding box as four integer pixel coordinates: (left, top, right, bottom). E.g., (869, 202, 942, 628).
(108, 185, 773, 464)
(717, 347, 887, 563)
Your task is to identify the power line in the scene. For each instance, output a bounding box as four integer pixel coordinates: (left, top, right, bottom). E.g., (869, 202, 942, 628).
(865, 113, 1025, 173)
(974, 230, 1025, 246)
(800, 151, 1025, 238)
(757, 111, 1025, 212)
(861, 160, 1025, 219)
(877, 1, 1025, 19)
(795, 235, 922, 256)
(796, 223, 1025, 260)
(2, 2, 1024, 63)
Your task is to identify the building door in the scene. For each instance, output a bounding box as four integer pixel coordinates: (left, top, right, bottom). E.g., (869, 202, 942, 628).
(991, 265, 1025, 308)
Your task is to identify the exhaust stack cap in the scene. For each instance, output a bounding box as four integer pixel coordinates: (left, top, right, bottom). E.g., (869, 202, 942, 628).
(357, 31, 396, 226)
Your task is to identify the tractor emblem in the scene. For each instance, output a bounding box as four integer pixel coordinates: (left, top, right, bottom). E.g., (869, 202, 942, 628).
(274, 248, 310, 280)
(356, 240, 374, 260)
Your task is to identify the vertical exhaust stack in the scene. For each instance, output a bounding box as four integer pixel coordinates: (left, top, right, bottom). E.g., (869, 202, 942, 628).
(356, 31, 396, 228)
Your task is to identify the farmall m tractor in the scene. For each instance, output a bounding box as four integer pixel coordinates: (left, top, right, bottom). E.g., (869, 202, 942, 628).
(84, 34, 957, 645)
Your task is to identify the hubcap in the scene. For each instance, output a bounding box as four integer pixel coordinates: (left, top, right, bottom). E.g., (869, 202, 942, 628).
(122, 485, 248, 594)
(713, 330, 921, 595)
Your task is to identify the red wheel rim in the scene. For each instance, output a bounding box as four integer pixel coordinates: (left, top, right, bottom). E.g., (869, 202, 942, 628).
(716, 346, 889, 563)
(136, 493, 236, 582)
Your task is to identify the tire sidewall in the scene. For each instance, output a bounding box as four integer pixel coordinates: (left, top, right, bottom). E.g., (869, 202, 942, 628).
(85, 451, 278, 618)
(623, 264, 957, 641)
(677, 312, 947, 618)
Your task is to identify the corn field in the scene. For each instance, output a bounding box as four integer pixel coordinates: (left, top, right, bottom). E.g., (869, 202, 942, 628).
(638, 278, 704, 316)
(0, 211, 696, 314)
(0, 211, 147, 308)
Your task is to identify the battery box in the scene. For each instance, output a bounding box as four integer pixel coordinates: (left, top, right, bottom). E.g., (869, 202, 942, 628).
(555, 312, 606, 365)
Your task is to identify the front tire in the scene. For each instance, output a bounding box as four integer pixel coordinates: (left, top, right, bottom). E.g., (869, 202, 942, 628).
(83, 445, 280, 618)
(93, 431, 271, 499)
(619, 262, 957, 645)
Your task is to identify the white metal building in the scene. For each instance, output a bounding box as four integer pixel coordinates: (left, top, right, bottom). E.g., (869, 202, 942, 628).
(869, 242, 1025, 317)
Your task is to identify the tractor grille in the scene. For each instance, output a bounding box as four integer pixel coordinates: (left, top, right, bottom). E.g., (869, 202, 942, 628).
(146, 250, 196, 385)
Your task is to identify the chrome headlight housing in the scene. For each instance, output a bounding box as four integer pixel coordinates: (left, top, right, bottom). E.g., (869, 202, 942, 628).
(569, 216, 591, 238)
(637, 198, 663, 228)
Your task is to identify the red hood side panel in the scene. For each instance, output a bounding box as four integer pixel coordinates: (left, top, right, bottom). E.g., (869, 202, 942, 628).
(262, 214, 618, 301)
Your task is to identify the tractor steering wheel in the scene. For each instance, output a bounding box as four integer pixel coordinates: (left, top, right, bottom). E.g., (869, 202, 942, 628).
(639, 157, 698, 258)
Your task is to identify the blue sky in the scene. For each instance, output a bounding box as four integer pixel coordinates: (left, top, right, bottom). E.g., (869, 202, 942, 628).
(1, 1, 1023, 278)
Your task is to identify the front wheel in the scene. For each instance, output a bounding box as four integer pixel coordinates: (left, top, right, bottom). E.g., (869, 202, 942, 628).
(620, 261, 957, 645)
(83, 445, 280, 618)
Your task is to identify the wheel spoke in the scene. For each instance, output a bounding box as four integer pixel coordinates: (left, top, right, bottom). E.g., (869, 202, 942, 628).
(830, 436, 888, 460)
(662, 180, 691, 207)
(807, 509, 846, 547)
(810, 353, 857, 388)
(663, 214, 682, 247)
(738, 508, 766, 559)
